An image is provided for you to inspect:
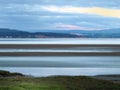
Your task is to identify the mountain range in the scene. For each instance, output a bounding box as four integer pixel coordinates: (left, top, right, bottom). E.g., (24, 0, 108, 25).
(0, 28, 120, 38)
(37, 28, 120, 38)
(0, 28, 82, 38)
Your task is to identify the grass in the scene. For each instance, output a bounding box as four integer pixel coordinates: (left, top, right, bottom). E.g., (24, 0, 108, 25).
(0, 77, 64, 90)
(0, 76, 120, 90)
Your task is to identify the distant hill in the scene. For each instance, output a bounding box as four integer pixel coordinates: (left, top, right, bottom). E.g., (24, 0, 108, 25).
(0, 28, 31, 38)
(0, 28, 82, 38)
(0, 28, 120, 38)
(36, 28, 120, 38)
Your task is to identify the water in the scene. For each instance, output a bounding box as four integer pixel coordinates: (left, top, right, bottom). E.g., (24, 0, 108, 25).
(0, 38, 120, 44)
(0, 48, 120, 52)
(0, 38, 120, 76)
(1, 67, 120, 77)
(0, 56, 120, 67)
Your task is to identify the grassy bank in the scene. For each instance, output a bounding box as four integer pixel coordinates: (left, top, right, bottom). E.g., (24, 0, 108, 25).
(0, 77, 64, 90)
(0, 76, 120, 90)
(0, 70, 120, 90)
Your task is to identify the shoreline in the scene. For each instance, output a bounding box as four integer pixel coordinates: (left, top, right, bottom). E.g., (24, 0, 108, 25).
(1, 70, 120, 83)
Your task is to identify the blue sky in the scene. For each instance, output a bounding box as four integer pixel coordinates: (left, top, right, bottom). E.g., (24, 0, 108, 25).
(0, 0, 120, 31)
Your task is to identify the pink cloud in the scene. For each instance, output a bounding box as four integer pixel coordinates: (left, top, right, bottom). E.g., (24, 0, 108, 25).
(55, 24, 81, 30)
(53, 23, 102, 30)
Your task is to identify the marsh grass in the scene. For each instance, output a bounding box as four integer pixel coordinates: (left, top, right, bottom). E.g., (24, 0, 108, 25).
(0, 76, 120, 90)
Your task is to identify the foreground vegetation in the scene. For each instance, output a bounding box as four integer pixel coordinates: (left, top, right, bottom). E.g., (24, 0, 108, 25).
(0, 70, 120, 90)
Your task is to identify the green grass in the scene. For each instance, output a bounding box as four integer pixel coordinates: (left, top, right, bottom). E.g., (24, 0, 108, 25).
(0, 83, 62, 90)
(0, 77, 64, 90)
(0, 76, 120, 90)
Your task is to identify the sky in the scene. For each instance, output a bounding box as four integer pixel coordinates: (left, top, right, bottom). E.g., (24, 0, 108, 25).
(0, 0, 120, 31)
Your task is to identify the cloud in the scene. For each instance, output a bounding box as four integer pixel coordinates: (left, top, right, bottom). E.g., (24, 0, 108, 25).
(53, 23, 102, 30)
(54, 23, 82, 30)
(42, 6, 120, 18)
(0, 1, 120, 30)
(1, 4, 120, 18)
(0, 0, 120, 9)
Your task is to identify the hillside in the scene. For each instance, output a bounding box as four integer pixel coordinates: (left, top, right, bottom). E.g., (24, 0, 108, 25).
(38, 28, 120, 38)
(93, 75, 120, 83)
(1, 28, 120, 38)
(1, 70, 120, 90)
(0, 70, 24, 77)
(0, 28, 82, 38)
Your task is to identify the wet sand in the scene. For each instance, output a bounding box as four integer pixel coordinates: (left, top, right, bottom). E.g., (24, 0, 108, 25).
(0, 52, 120, 56)
(0, 44, 120, 48)
(0, 44, 120, 56)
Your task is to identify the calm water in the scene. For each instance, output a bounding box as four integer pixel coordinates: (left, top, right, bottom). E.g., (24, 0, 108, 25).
(0, 38, 120, 76)
(0, 56, 120, 67)
(0, 38, 120, 44)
